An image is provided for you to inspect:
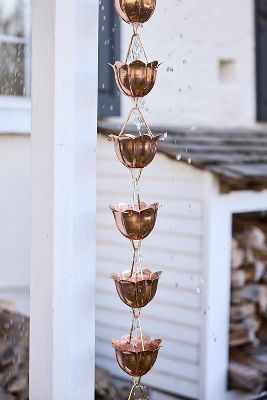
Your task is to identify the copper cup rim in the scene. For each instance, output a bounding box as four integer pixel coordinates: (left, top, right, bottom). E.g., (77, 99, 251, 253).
(110, 202, 159, 214)
(112, 337, 162, 354)
(109, 133, 162, 143)
(111, 270, 162, 283)
(112, 60, 160, 71)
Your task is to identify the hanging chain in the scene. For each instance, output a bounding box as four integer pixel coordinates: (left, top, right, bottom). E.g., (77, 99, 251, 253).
(125, 24, 149, 64)
(128, 377, 146, 400)
(129, 308, 145, 351)
(119, 98, 154, 138)
(111, 6, 160, 399)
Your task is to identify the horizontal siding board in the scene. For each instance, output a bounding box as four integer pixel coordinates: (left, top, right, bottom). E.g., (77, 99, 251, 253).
(97, 162, 204, 187)
(97, 177, 206, 204)
(95, 353, 199, 398)
(96, 290, 202, 326)
(96, 244, 203, 272)
(97, 228, 203, 256)
(95, 308, 200, 345)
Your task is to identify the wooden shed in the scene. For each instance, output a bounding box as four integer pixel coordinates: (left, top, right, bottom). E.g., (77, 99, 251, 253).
(96, 124, 267, 400)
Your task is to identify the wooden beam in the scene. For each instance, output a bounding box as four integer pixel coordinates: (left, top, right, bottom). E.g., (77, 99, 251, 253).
(30, 0, 98, 398)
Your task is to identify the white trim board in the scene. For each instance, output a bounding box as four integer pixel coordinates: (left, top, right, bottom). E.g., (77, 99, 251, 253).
(0, 96, 31, 134)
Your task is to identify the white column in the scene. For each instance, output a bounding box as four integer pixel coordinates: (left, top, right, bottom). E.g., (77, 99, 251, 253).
(30, 1, 98, 399)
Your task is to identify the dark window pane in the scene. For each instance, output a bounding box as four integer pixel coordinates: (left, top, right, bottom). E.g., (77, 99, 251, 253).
(98, 0, 120, 117)
(0, 1, 24, 37)
(0, 42, 24, 96)
(256, 0, 267, 121)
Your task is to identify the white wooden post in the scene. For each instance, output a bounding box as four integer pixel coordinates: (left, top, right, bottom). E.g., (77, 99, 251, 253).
(30, 1, 98, 399)
(201, 177, 233, 400)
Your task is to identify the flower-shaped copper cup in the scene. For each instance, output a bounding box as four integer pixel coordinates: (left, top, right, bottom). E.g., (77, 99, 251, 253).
(110, 202, 159, 240)
(112, 269, 162, 308)
(109, 133, 161, 169)
(114, 0, 157, 24)
(112, 335, 161, 377)
(112, 60, 159, 98)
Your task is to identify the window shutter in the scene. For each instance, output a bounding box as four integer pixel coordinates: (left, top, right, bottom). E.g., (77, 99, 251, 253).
(98, 0, 120, 118)
(256, 0, 267, 121)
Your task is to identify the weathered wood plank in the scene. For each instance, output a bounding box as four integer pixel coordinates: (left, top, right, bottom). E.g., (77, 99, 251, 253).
(228, 361, 265, 394)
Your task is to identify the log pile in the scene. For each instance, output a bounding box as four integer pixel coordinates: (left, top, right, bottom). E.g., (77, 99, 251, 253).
(0, 302, 29, 400)
(0, 305, 126, 400)
(229, 217, 267, 394)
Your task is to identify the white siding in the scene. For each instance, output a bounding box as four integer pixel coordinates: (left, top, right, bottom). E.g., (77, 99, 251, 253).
(0, 134, 30, 316)
(96, 135, 208, 399)
(119, 0, 256, 128)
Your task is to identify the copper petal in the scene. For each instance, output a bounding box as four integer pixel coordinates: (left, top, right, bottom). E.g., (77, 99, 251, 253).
(111, 269, 162, 308)
(110, 202, 159, 240)
(110, 133, 161, 169)
(112, 61, 159, 98)
(112, 335, 161, 377)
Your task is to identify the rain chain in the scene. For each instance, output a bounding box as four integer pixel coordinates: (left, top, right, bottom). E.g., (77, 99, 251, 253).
(109, 1, 162, 399)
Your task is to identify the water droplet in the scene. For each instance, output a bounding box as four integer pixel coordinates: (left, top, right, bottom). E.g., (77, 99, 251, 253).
(159, 131, 168, 141)
(176, 154, 182, 160)
(133, 110, 143, 132)
(166, 66, 174, 72)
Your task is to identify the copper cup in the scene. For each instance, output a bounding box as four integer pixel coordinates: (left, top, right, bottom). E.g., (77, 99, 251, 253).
(112, 335, 161, 377)
(109, 133, 161, 169)
(114, 0, 157, 24)
(110, 202, 159, 240)
(112, 269, 161, 308)
(112, 60, 159, 98)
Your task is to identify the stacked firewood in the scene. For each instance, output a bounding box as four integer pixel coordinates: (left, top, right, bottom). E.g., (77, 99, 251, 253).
(229, 219, 267, 394)
(0, 305, 126, 400)
(0, 304, 29, 400)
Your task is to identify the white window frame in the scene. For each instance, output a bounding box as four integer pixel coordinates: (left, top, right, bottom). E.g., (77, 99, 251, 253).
(0, 0, 31, 133)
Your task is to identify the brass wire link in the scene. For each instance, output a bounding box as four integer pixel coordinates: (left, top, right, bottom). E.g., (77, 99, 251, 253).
(125, 24, 149, 64)
(128, 377, 146, 400)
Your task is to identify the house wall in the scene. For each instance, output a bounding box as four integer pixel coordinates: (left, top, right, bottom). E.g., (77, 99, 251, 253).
(96, 134, 209, 399)
(0, 134, 30, 315)
(119, 0, 257, 128)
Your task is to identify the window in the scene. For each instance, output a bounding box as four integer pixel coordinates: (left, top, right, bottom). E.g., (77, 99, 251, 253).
(0, 0, 31, 97)
(256, 0, 267, 122)
(0, 0, 120, 132)
(98, 0, 120, 118)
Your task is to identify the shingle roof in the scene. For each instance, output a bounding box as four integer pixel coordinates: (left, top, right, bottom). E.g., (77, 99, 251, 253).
(98, 122, 267, 193)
